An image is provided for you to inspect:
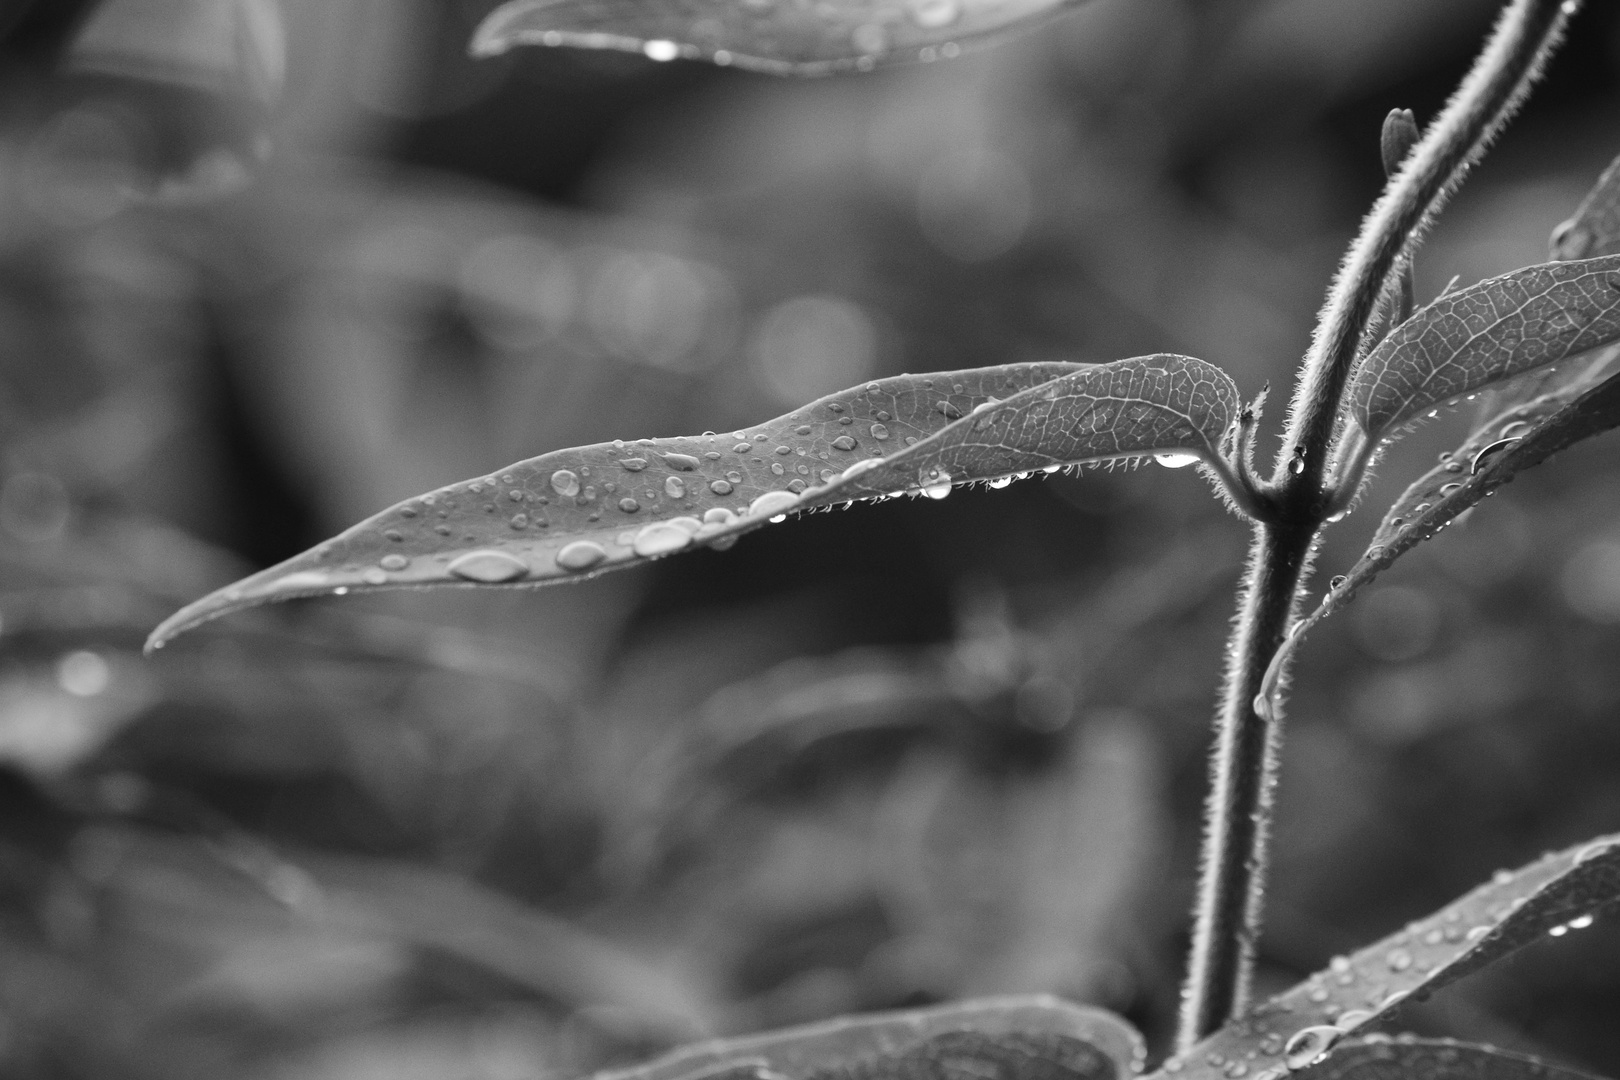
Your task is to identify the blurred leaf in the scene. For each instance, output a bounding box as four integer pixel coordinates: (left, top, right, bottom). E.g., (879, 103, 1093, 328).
(146, 355, 1239, 650)
(593, 997, 1143, 1080)
(1348, 255, 1620, 441)
(1300, 1038, 1609, 1080)
(471, 0, 1097, 76)
(1154, 832, 1620, 1080)
(68, 0, 285, 104)
(1551, 151, 1620, 261)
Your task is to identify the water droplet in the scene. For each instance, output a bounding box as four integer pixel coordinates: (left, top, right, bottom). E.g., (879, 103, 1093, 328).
(384, 529, 403, 542)
(665, 476, 686, 499)
(556, 541, 608, 571)
(1549, 923, 1569, 937)
(1225, 1065, 1248, 1078)
(621, 458, 648, 472)
(1307, 986, 1329, 1003)
(615, 498, 639, 513)
(362, 568, 388, 585)
(935, 399, 962, 419)
(632, 522, 693, 557)
(771, 463, 785, 475)
(1154, 452, 1199, 469)
(1466, 925, 1491, 941)
(333, 586, 350, 596)
(1283, 1026, 1340, 1070)
(920, 468, 952, 499)
(988, 476, 1013, 490)
(1163, 1059, 1183, 1074)
(272, 571, 329, 592)
(1334, 1010, 1372, 1031)
(1288, 454, 1306, 476)
(733, 443, 751, 455)
(1385, 948, 1412, 972)
(1552, 218, 1592, 259)
(1570, 913, 1595, 929)
(642, 38, 680, 61)
(831, 435, 858, 451)
(510, 513, 529, 529)
(870, 423, 890, 440)
(380, 554, 409, 571)
(447, 550, 530, 583)
(841, 459, 883, 481)
(748, 491, 799, 519)
(551, 470, 581, 497)
(818, 470, 836, 483)
(754, 433, 768, 442)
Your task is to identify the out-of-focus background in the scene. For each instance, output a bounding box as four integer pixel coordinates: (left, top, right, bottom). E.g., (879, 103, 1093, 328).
(3, 0, 1620, 1076)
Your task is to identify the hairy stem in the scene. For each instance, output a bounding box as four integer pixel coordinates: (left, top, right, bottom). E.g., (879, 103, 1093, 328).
(1177, 0, 1578, 1049)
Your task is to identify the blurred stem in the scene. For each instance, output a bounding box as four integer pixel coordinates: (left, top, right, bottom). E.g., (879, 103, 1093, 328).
(1177, 0, 1577, 1049)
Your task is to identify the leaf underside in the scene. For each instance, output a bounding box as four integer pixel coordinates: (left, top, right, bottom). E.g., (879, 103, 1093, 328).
(1299, 1038, 1609, 1080)
(1150, 832, 1620, 1080)
(1349, 254, 1620, 441)
(470, 0, 1094, 75)
(595, 997, 1145, 1080)
(1302, 1042, 1607, 1080)
(146, 355, 1236, 650)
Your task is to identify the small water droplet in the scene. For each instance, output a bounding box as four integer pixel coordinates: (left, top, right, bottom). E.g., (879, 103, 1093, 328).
(447, 550, 530, 583)
(556, 541, 608, 571)
(380, 554, 409, 571)
(870, 423, 890, 440)
(1385, 948, 1412, 972)
(831, 435, 858, 451)
(771, 463, 785, 475)
(384, 529, 403, 542)
(1283, 1026, 1340, 1071)
(362, 568, 387, 585)
(935, 399, 962, 419)
(551, 470, 581, 497)
(1155, 452, 1199, 469)
(1570, 913, 1595, 929)
(665, 476, 686, 499)
(733, 443, 751, 454)
(1307, 986, 1329, 1003)
(621, 458, 648, 472)
(1163, 1059, 1183, 1074)
(1226, 1065, 1248, 1078)
(510, 513, 529, 529)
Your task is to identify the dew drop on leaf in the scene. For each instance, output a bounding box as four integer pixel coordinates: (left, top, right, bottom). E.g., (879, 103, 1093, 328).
(710, 480, 733, 495)
(920, 468, 953, 499)
(1154, 452, 1199, 469)
(748, 491, 799, 518)
(1282, 1027, 1340, 1071)
(447, 550, 530, 583)
(632, 523, 692, 556)
(665, 476, 686, 499)
(380, 554, 408, 571)
(550, 469, 581, 497)
(556, 541, 608, 571)
(988, 476, 1013, 489)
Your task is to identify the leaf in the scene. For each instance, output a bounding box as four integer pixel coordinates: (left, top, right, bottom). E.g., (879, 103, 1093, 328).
(1260, 358, 1620, 706)
(1348, 255, 1620, 442)
(1300, 1039, 1610, 1080)
(1149, 832, 1620, 1080)
(589, 996, 1144, 1080)
(145, 355, 1237, 651)
(1551, 151, 1620, 261)
(470, 0, 1096, 76)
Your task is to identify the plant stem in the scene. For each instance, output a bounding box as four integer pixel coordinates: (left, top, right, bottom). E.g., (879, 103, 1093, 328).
(1175, 0, 1578, 1050)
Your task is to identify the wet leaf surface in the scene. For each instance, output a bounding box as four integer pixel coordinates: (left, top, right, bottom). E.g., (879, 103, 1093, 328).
(1152, 833, 1620, 1080)
(471, 0, 1096, 75)
(592, 996, 1144, 1080)
(146, 355, 1237, 650)
(1349, 255, 1620, 441)
(1300, 1038, 1609, 1080)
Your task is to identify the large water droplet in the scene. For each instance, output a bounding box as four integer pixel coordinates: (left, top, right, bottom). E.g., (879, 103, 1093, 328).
(633, 522, 693, 557)
(661, 452, 700, 471)
(703, 507, 736, 525)
(447, 550, 530, 583)
(920, 468, 952, 499)
(870, 423, 890, 440)
(556, 541, 608, 571)
(1154, 452, 1199, 469)
(621, 457, 648, 472)
(665, 476, 686, 499)
(988, 476, 1013, 489)
(748, 490, 799, 519)
(551, 469, 581, 497)
(642, 39, 680, 61)
(1282, 1027, 1339, 1071)
(832, 435, 858, 451)
(710, 479, 734, 495)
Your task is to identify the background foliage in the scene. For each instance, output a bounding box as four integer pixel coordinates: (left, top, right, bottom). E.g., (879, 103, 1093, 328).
(4, 0, 1620, 1076)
